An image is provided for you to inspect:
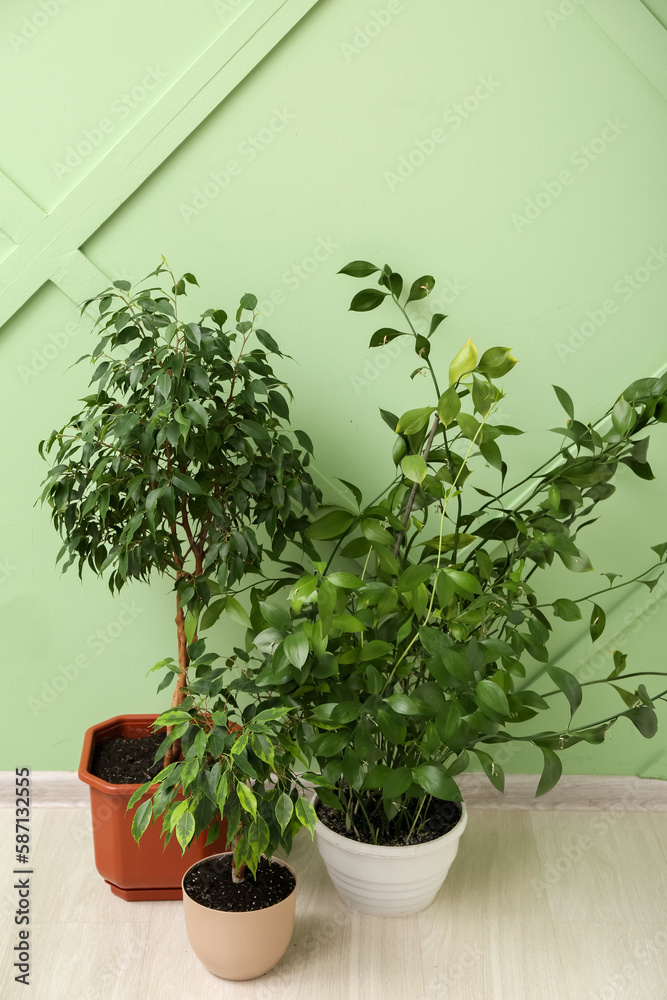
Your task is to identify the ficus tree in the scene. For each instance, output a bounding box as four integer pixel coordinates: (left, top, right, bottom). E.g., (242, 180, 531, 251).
(39, 261, 321, 762)
(232, 260, 667, 843)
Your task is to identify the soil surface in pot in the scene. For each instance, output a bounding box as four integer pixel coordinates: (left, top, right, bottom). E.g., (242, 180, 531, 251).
(90, 733, 165, 784)
(184, 854, 295, 912)
(316, 797, 463, 847)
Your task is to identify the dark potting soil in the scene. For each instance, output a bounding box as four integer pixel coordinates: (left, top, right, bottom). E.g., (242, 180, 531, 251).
(89, 732, 165, 784)
(184, 854, 296, 912)
(316, 797, 463, 848)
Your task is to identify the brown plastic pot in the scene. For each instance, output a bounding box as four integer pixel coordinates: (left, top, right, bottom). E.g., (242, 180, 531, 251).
(78, 714, 229, 901)
(182, 853, 297, 980)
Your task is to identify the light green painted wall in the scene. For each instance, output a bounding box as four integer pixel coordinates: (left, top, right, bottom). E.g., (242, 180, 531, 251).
(1, 0, 666, 777)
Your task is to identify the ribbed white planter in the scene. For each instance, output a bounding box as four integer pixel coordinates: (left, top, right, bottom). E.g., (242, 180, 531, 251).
(315, 800, 468, 916)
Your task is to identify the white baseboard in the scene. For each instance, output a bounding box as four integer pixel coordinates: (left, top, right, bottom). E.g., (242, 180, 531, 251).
(0, 771, 665, 810)
(0, 771, 89, 807)
(456, 773, 667, 811)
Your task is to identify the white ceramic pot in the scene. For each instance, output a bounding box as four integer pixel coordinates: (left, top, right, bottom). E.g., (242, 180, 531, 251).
(315, 800, 467, 916)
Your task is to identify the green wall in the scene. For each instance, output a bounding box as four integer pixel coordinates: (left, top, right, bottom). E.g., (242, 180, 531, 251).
(2, 0, 666, 777)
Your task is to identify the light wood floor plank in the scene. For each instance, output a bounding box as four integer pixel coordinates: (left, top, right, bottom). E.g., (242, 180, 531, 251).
(554, 922, 667, 1000)
(419, 811, 567, 999)
(2, 807, 666, 998)
(530, 810, 667, 924)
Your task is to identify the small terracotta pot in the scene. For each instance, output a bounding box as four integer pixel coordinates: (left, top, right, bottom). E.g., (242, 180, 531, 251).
(78, 714, 229, 901)
(182, 853, 297, 980)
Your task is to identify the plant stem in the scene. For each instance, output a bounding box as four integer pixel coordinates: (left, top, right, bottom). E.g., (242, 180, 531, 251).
(393, 414, 441, 557)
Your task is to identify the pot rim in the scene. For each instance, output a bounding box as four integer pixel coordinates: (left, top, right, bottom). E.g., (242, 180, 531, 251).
(78, 713, 165, 796)
(181, 851, 298, 914)
(313, 795, 468, 858)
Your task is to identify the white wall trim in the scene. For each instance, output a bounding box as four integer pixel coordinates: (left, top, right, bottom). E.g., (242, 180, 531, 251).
(456, 773, 667, 810)
(1, 771, 664, 810)
(0, 0, 323, 327)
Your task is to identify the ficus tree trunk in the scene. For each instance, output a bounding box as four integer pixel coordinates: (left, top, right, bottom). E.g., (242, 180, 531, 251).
(163, 589, 190, 766)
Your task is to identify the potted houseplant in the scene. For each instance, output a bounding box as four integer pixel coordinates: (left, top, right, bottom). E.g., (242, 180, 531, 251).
(38, 260, 321, 899)
(237, 259, 667, 916)
(129, 638, 319, 980)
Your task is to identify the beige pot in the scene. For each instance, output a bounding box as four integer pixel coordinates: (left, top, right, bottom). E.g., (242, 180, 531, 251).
(181, 852, 297, 981)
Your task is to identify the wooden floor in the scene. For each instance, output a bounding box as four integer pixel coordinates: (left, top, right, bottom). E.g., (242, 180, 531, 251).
(1, 807, 666, 999)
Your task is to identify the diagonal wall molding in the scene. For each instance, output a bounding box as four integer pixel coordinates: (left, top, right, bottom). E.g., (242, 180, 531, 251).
(0, 170, 45, 244)
(586, 0, 667, 100)
(0, 0, 322, 330)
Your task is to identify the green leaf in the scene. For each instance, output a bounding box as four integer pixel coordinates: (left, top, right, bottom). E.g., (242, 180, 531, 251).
(275, 792, 294, 833)
(473, 749, 504, 792)
(171, 471, 202, 495)
(611, 685, 640, 709)
(475, 679, 510, 718)
(332, 614, 366, 633)
(237, 782, 258, 818)
(608, 649, 627, 680)
(253, 627, 285, 654)
(225, 597, 252, 629)
(472, 376, 495, 415)
(376, 707, 406, 744)
(479, 439, 503, 471)
(255, 329, 281, 355)
(349, 289, 389, 312)
(259, 601, 292, 630)
(341, 747, 364, 789)
(284, 631, 309, 669)
(546, 665, 582, 718)
(369, 328, 408, 348)
(359, 640, 393, 661)
(412, 764, 461, 800)
(316, 731, 351, 756)
(429, 313, 447, 337)
(625, 706, 658, 738)
(589, 603, 606, 643)
(612, 396, 635, 436)
(326, 572, 364, 590)
(476, 346, 517, 378)
(553, 385, 574, 419)
(184, 609, 199, 644)
(552, 598, 582, 622)
(130, 798, 152, 842)
(419, 533, 478, 553)
(406, 275, 435, 304)
(621, 457, 655, 481)
(379, 408, 400, 431)
(295, 796, 318, 835)
(307, 510, 357, 540)
(437, 386, 461, 427)
(445, 569, 482, 594)
(435, 701, 461, 743)
(558, 548, 593, 573)
(175, 810, 196, 852)
(397, 564, 434, 592)
(449, 339, 478, 386)
(396, 406, 435, 435)
(240, 292, 258, 311)
(253, 706, 291, 724)
(401, 455, 427, 483)
(383, 767, 413, 797)
(535, 748, 562, 797)
(338, 260, 379, 277)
